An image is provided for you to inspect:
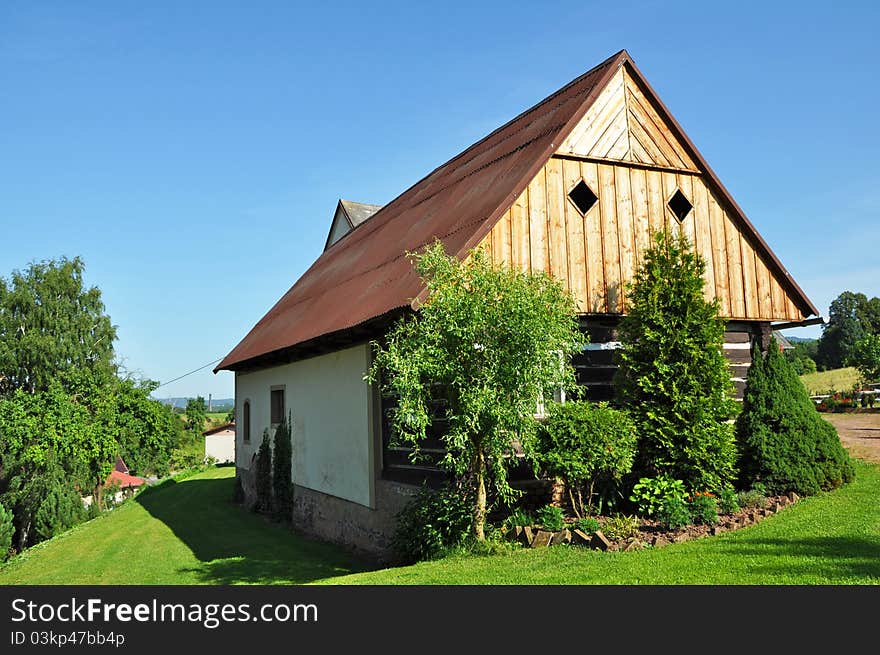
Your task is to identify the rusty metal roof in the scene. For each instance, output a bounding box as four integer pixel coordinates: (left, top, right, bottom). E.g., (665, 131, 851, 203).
(215, 49, 817, 373)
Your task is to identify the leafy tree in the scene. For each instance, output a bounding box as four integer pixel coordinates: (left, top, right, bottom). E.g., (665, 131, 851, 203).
(615, 230, 738, 492)
(0, 378, 117, 505)
(184, 396, 208, 437)
(0, 257, 116, 395)
(851, 334, 880, 383)
(784, 339, 818, 375)
(856, 296, 880, 336)
(736, 338, 855, 495)
(535, 401, 637, 517)
(367, 241, 585, 540)
(272, 412, 293, 521)
(817, 291, 868, 370)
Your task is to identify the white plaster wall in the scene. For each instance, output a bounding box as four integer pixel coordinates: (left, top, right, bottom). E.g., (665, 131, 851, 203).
(234, 343, 375, 507)
(205, 431, 235, 464)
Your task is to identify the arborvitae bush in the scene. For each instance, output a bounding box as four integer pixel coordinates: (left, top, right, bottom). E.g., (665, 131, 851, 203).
(615, 230, 738, 492)
(535, 401, 637, 517)
(0, 503, 14, 561)
(735, 338, 856, 496)
(33, 474, 85, 543)
(272, 413, 294, 522)
(254, 430, 273, 513)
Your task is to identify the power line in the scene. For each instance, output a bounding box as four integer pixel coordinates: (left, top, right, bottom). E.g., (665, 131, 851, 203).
(153, 357, 223, 391)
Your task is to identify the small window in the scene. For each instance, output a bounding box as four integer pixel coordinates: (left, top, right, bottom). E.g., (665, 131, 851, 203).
(668, 189, 693, 222)
(242, 401, 251, 443)
(568, 179, 598, 215)
(270, 388, 285, 425)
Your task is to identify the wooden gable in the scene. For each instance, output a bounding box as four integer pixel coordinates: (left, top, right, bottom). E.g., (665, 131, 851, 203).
(557, 66, 698, 172)
(478, 62, 807, 323)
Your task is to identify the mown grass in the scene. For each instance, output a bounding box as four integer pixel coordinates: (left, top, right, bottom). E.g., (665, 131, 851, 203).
(0, 467, 370, 585)
(800, 367, 862, 395)
(2, 461, 878, 586)
(325, 459, 880, 585)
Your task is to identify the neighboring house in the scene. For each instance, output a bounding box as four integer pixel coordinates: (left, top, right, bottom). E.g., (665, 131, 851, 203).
(772, 331, 795, 351)
(104, 456, 146, 502)
(204, 422, 236, 464)
(215, 50, 821, 558)
(324, 199, 383, 250)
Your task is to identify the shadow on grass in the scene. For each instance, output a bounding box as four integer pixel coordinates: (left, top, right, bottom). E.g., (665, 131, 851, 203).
(717, 535, 880, 582)
(136, 474, 377, 585)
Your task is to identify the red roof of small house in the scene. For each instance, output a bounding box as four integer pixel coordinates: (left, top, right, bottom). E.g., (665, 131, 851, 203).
(105, 469, 146, 489)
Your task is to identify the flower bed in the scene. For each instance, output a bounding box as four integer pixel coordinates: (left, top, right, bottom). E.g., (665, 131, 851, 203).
(505, 492, 801, 551)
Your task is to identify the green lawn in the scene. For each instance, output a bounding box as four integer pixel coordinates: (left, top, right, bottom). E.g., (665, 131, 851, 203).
(2, 461, 878, 586)
(0, 467, 370, 585)
(800, 367, 861, 395)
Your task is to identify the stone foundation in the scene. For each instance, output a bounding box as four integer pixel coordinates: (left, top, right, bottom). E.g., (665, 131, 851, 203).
(235, 465, 416, 562)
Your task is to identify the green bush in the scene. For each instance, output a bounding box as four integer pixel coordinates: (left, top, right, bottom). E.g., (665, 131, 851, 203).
(535, 401, 637, 517)
(736, 489, 768, 510)
(718, 487, 740, 514)
(504, 508, 533, 529)
(392, 483, 473, 564)
(573, 517, 600, 534)
(615, 230, 738, 492)
(657, 497, 691, 530)
(629, 475, 687, 517)
(736, 338, 856, 496)
(0, 503, 13, 562)
(688, 493, 718, 526)
(601, 514, 641, 541)
(536, 504, 566, 531)
(254, 430, 272, 513)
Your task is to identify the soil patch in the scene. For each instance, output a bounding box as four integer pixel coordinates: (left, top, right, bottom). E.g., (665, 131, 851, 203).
(821, 412, 880, 464)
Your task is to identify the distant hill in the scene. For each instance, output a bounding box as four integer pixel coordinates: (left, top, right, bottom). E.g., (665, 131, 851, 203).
(155, 397, 234, 410)
(785, 336, 818, 343)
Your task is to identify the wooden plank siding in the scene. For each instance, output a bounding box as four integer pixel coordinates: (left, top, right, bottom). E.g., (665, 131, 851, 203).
(479, 157, 805, 322)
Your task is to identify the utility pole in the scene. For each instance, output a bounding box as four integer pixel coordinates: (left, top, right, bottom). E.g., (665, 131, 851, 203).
(208, 393, 212, 412)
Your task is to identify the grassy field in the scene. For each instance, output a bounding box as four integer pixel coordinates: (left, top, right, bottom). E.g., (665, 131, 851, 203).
(2, 459, 878, 585)
(0, 467, 369, 585)
(800, 367, 861, 395)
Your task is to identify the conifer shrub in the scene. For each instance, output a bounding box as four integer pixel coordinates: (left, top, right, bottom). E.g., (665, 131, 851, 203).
(616, 231, 738, 493)
(254, 430, 273, 513)
(0, 503, 14, 562)
(735, 338, 856, 496)
(33, 475, 85, 542)
(272, 413, 294, 522)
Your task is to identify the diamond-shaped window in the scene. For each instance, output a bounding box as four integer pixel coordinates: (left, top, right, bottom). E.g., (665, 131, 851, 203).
(668, 189, 693, 222)
(568, 180, 598, 216)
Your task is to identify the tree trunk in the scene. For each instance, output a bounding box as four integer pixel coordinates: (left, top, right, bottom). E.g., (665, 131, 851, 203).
(473, 450, 486, 541)
(94, 481, 104, 511)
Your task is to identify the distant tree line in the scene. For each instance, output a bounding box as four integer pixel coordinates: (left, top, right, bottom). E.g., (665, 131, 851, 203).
(0, 257, 190, 559)
(815, 291, 880, 381)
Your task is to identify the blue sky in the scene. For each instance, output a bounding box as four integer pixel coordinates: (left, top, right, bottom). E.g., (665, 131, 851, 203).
(2, 1, 877, 400)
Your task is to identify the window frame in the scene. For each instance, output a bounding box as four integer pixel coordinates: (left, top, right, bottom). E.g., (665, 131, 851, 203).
(242, 400, 251, 443)
(270, 385, 286, 427)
